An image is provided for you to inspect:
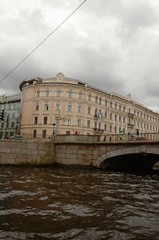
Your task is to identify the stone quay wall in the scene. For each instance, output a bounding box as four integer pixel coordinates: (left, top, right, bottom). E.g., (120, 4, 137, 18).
(0, 140, 55, 165)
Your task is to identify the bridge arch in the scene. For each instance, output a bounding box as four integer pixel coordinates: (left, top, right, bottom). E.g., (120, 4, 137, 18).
(94, 145, 159, 170)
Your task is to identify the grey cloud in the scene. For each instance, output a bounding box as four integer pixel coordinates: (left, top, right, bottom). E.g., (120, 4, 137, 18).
(0, 0, 159, 112)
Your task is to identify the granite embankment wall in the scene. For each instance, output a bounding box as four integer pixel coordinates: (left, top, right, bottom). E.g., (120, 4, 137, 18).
(0, 140, 55, 165)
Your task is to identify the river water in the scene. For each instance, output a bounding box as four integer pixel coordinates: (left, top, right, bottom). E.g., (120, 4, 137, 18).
(0, 166, 159, 240)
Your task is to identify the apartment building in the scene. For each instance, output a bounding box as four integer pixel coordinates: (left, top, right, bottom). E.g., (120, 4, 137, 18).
(0, 94, 21, 138)
(19, 72, 159, 139)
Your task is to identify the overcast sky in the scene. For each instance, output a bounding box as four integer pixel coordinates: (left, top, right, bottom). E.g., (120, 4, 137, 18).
(0, 0, 159, 112)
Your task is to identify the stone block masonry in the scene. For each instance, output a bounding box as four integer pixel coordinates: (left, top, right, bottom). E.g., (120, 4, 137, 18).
(0, 140, 55, 165)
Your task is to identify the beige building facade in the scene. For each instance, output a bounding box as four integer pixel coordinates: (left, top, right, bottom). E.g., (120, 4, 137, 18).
(19, 72, 159, 140)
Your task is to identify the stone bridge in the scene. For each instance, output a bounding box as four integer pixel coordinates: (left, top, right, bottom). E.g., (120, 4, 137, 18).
(0, 134, 159, 170)
(54, 135, 159, 170)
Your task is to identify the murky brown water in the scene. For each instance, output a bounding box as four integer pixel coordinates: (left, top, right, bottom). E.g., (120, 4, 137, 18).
(0, 166, 159, 240)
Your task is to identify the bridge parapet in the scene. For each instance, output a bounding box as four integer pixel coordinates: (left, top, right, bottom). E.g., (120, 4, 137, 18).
(52, 132, 159, 144)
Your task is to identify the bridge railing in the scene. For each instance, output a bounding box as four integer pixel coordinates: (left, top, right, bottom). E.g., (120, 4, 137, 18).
(52, 132, 159, 143)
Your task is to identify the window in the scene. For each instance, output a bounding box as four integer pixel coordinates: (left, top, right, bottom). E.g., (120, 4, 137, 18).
(66, 118, 71, 126)
(88, 106, 91, 114)
(98, 110, 103, 118)
(88, 94, 91, 101)
(42, 130, 47, 138)
(110, 102, 112, 108)
(35, 90, 40, 97)
(56, 89, 61, 97)
(67, 103, 72, 112)
(43, 116, 47, 124)
(35, 102, 39, 111)
(11, 122, 15, 128)
(105, 111, 107, 118)
(110, 113, 113, 120)
(77, 104, 82, 113)
(45, 89, 50, 97)
(34, 116, 38, 124)
(78, 92, 82, 99)
(105, 100, 108, 106)
(68, 90, 73, 98)
(87, 120, 90, 128)
(56, 102, 60, 111)
(77, 118, 81, 127)
(95, 108, 97, 117)
(33, 130, 37, 138)
(99, 97, 101, 104)
(95, 96, 98, 103)
(44, 102, 49, 111)
(104, 123, 107, 131)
